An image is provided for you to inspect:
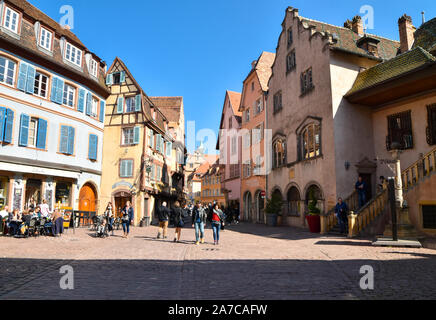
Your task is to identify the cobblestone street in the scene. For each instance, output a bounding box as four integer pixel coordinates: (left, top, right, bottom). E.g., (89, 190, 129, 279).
(0, 223, 435, 300)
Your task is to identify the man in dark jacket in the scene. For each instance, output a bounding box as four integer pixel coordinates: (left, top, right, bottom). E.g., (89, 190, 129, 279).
(191, 203, 207, 245)
(334, 198, 349, 235)
(157, 202, 171, 239)
(355, 176, 367, 208)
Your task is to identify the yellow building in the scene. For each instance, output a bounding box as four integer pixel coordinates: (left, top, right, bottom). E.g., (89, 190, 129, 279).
(100, 57, 173, 226)
(201, 158, 225, 207)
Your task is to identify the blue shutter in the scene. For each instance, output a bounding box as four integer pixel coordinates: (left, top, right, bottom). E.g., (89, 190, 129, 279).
(67, 126, 75, 155)
(17, 63, 28, 91)
(50, 77, 58, 102)
(120, 71, 126, 83)
(149, 131, 154, 148)
(117, 97, 124, 114)
(127, 160, 133, 177)
(133, 126, 140, 145)
(105, 73, 113, 86)
(120, 160, 126, 177)
(26, 65, 36, 94)
(19, 114, 30, 147)
(88, 134, 98, 160)
(135, 94, 141, 112)
(56, 78, 64, 104)
(86, 92, 92, 116)
(166, 142, 172, 157)
(3, 109, 14, 144)
(59, 125, 69, 154)
(0, 107, 5, 142)
(36, 119, 47, 150)
(99, 100, 105, 123)
(77, 89, 85, 112)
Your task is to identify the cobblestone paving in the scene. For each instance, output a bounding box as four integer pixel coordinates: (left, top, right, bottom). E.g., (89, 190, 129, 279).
(0, 222, 435, 300)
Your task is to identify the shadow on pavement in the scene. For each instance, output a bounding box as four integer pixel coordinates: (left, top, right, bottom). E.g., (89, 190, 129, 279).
(1, 255, 436, 300)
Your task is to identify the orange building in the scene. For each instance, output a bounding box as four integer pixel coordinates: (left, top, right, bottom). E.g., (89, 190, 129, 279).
(238, 52, 275, 223)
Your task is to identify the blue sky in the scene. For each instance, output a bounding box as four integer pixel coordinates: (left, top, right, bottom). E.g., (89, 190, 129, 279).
(30, 0, 436, 153)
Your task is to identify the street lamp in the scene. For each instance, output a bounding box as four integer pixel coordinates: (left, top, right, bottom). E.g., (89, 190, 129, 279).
(389, 141, 403, 208)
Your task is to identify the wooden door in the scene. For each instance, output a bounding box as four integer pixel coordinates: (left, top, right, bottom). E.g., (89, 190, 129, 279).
(79, 184, 96, 212)
(360, 174, 373, 201)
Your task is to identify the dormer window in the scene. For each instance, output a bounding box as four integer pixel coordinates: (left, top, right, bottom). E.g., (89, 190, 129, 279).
(89, 59, 98, 77)
(65, 42, 82, 67)
(39, 27, 52, 51)
(3, 7, 20, 34)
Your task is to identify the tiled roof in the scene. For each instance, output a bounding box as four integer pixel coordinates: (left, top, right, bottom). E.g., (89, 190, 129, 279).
(346, 46, 436, 96)
(255, 51, 275, 91)
(1, 0, 108, 95)
(10, 0, 85, 48)
(149, 97, 183, 123)
(413, 17, 436, 54)
(227, 90, 242, 117)
(300, 17, 400, 61)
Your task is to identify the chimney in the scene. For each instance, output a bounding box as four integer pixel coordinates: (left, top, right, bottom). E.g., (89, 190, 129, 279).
(398, 14, 415, 53)
(352, 16, 364, 35)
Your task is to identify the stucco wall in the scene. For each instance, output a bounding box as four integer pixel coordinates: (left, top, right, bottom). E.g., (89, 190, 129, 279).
(330, 52, 378, 199)
(267, 10, 337, 213)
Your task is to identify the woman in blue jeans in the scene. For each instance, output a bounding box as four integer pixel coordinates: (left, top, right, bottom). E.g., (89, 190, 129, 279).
(211, 204, 225, 245)
(121, 201, 134, 238)
(191, 203, 207, 245)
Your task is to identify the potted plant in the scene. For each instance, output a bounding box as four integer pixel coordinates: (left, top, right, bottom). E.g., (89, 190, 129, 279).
(306, 189, 321, 233)
(265, 194, 283, 227)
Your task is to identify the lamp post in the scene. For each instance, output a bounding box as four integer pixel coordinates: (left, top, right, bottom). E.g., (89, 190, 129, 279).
(389, 141, 403, 208)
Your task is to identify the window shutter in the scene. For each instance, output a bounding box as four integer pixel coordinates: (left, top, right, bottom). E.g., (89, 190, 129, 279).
(88, 134, 98, 160)
(56, 78, 64, 104)
(120, 71, 126, 83)
(36, 118, 47, 150)
(19, 114, 30, 147)
(105, 73, 113, 86)
(117, 97, 124, 114)
(3, 109, 14, 144)
(17, 63, 28, 91)
(135, 94, 141, 112)
(149, 130, 154, 148)
(133, 126, 140, 145)
(86, 92, 92, 116)
(0, 107, 5, 142)
(67, 126, 75, 155)
(120, 160, 126, 177)
(166, 142, 172, 157)
(59, 125, 69, 154)
(78, 89, 85, 112)
(26, 65, 36, 94)
(50, 77, 58, 103)
(127, 160, 133, 177)
(99, 100, 105, 123)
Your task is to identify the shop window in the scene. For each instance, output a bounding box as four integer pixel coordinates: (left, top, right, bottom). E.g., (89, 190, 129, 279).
(55, 182, 71, 207)
(299, 123, 321, 160)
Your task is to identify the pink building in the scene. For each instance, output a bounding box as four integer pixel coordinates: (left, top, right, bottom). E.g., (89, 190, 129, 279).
(217, 91, 242, 211)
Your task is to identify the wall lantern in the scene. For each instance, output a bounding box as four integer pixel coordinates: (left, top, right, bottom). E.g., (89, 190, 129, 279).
(344, 161, 351, 171)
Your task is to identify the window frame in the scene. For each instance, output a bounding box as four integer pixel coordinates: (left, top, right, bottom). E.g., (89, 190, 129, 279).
(39, 26, 53, 51)
(286, 50, 296, 73)
(426, 104, 436, 146)
(287, 27, 293, 47)
(299, 123, 321, 160)
(89, 59, 98, 78)
(386, 110, 413, 151)
(64, 42, 83, 67)
(27, 117, 38, 148)
(90, 96, 99, 118)
(119, 159, 134, 178)
(125, 96, 136, 113)
(0, 56, 17, 87)
(272, 138, 286, 169)
(62, 83, 76, 108)
(3, 6, 20, 34)
(122, 127, 135, 146)
(300, 67, 314, 95)
(33, 72, 49, 98)
(273, 91, 283, 114)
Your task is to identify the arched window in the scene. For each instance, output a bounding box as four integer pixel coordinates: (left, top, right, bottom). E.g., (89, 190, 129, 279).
(272, 139, 286, 169)
(299, 123, 321, 160)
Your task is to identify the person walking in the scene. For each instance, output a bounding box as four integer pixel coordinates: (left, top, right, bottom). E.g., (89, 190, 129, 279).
(172, 201, 185, 243)
(355, 176, 367, 208)
(104, 202, 115, 236)
(157, 202, 171, 239)
(121, 201, 134, 238)
(211, 204, 225, 245)
(334, 197, 349, 235)
(192, 202, 207, 245)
